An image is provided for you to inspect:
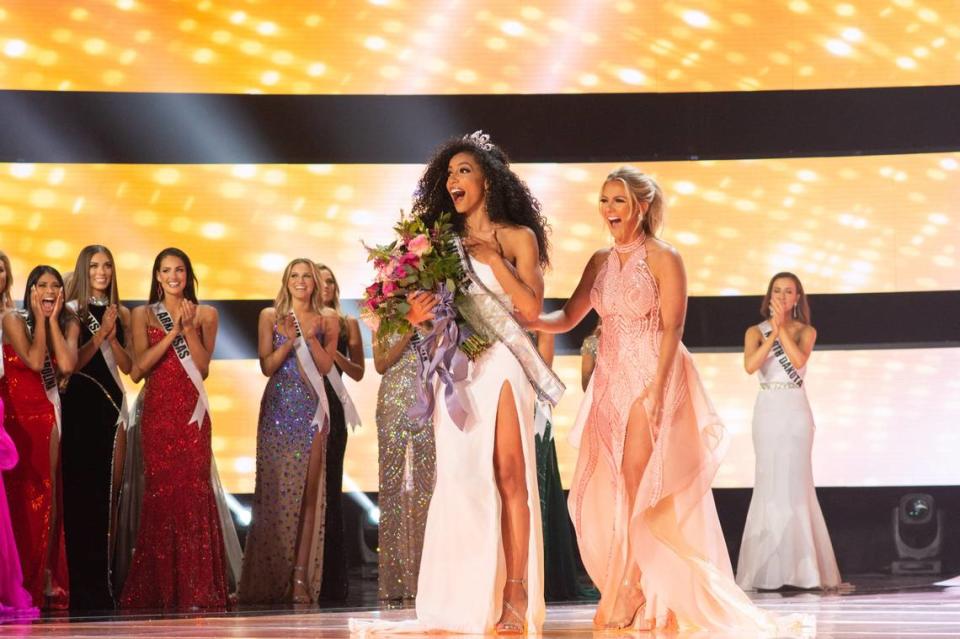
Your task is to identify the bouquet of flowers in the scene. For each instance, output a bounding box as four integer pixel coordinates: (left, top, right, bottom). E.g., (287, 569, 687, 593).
(361, 212, 490, 359)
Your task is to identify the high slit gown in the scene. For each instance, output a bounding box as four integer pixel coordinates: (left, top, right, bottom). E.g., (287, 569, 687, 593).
(351, 258, 545, 635)
(570, 241, 807, 634)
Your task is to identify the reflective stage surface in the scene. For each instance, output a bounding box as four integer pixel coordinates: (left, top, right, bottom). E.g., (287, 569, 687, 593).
(4, 577, 960, 638)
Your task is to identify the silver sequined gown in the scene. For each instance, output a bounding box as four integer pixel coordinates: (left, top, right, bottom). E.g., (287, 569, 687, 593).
(375, 334, 435, 601)
(239, 327, 327, 604)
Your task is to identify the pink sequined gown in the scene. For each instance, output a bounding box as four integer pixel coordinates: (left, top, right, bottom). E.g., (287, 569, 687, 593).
(0, 397, 38, 617)
(570, 241, 787, 633)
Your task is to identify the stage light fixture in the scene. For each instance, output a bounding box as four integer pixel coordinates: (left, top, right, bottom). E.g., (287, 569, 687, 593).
(892, 493, 943, 575)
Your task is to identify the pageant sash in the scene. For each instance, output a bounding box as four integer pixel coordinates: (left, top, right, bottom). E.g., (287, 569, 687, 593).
(760, 320, 804, 388)
(68, 301, 129, 430)
(152, 303, 210, 428)
(454, 237, 566, 406)
(290, 311, 331, 435)
(24, 312, 62, 436)
(326, 361, 362, 432)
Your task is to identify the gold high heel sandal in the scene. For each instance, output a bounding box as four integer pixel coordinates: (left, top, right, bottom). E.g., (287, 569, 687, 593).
(495, 578, 528, 635)
(604, 580, 646, 631)
(290, 566, 311, 604)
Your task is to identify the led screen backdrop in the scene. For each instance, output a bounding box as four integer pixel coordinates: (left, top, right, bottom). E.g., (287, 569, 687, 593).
(1, 1, 957, 492)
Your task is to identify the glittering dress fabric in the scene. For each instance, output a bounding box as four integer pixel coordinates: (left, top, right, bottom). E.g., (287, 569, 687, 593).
(375, 335, 434, 601)
(534, 415, 584, 602)
(239, 328, 327, 604)
(0, 397, 39, 617)
(319, 331, 349, 602)
(0, 344, 68, 609)
(571, 243, 790, 633)
(119, 327, 227, 610)
(61, 305, 124, 610)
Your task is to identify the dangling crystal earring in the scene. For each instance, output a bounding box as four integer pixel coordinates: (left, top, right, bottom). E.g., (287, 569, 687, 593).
(793, 303, 799, 319)
(156, 282, 164, 300)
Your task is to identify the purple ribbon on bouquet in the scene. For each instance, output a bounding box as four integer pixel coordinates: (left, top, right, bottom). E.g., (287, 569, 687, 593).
(408, 284, 472, 430)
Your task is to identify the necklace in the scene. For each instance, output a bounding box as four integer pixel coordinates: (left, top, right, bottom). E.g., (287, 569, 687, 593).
(613, 233, 645, 253)
(89, 296, 110, 306)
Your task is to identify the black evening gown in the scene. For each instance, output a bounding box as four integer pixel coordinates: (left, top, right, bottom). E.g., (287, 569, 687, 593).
(319, 331, 349, 602)
(61, 305, 125, 610)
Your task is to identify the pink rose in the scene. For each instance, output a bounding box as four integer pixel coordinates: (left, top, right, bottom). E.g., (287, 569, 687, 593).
(399, 252, 420, 268)
(365, 282, 381, 298)
(407, 234, 431, 257)
(382, 280, 398, 296)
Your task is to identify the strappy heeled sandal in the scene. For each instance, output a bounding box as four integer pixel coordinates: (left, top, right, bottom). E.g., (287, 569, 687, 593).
(604, 580, 646, 631)
(495, 577, 528, 635)
(290, 565, 312, 604)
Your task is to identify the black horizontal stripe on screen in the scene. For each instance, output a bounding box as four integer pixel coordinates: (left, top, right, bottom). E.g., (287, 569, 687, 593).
(1, 86, 959, 164)
(91, 290, 958, 360)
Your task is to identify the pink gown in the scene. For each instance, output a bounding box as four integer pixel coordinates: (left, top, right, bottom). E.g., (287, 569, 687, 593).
(0, 397, 38, 618)
(570, 241, 806, 633)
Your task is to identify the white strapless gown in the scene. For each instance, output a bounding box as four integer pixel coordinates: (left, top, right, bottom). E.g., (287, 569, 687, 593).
(736, 322, 841, 590)
(351, 260, 545, 634)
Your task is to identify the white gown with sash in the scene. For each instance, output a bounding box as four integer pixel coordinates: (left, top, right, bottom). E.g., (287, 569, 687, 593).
(351, 259, 546, 634)
(736, 321, 841, 590)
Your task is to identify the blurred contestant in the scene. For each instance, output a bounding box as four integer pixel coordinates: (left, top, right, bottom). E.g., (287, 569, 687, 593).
(736, 273, 840, 591)
(315, 264, 363, 602)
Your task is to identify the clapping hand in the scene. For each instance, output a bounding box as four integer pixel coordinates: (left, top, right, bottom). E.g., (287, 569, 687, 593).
(179, 300, 198, 331)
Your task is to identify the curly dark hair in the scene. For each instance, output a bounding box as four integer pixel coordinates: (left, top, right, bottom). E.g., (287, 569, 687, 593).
(411, 135, 550, 266)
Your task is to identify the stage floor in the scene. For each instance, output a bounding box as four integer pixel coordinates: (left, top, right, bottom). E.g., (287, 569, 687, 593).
(2, 578, 959, 638)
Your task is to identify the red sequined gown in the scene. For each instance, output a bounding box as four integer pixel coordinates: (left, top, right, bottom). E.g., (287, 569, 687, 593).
(0, 344, 68, 608)
(119, 327, 227, 609)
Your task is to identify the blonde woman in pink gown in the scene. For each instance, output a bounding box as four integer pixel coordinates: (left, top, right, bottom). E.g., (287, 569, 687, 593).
(533, 167, 809, 634)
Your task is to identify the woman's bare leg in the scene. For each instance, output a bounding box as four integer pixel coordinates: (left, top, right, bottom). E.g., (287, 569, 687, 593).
(291, 434, 326, 603)
(493, 382, 529, 633)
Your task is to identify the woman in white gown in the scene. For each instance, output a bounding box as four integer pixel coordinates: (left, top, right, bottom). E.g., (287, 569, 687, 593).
(737, 272, 841, 590)
(353, 132, 562, 635)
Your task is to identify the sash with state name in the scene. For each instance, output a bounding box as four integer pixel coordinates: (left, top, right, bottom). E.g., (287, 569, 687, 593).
(760, 320, 803, 388)
(152, 302, 210, 428)
(68, 301, 129, 429)
(22, 311, 63, 435)
(289, 311, 331, 435)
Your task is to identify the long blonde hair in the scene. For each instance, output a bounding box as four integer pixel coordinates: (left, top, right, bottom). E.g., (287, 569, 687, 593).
(274, 258, 324, 317)
(315, 262, 342, 315)
(0, 251, 12, 310)
(605, 166, 665, 237)
(65, 245, 121, 320)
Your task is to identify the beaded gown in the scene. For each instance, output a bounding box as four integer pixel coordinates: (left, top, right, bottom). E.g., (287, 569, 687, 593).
(319, 331, 349, 602)
(374, 334, 435, 601)
(239, 326, 328, 604)
(351, 258, 546, 635)
(571, 241, 792, 632)
(119, 326, 227, 609)
(61, 305, 125, 609)
(0, 397, 37, 617)
(0, 344, 68, 608)
(736, 322, 841, 590)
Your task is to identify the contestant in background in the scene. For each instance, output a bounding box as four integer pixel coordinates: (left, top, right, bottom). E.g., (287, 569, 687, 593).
(0, 251, 14, 378)
(120, 248, 228, 609)
(315, 263, 364, 602)
(372, 330, 435, 602)
(239, 259, 339, 604)
(532, 331, 584, 602)
(580, 321, 600, 391)
(532, 167, 800, 633)
(61, 245, 132, 610)
(736, 272, 841, 591)
(0, 399, 39, 618)
(0, 266, 79, 609)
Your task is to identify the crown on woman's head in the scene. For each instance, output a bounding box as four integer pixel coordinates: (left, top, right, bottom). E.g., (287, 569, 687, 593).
(463, 130, 493, 151)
